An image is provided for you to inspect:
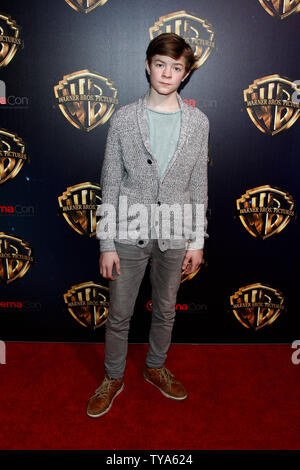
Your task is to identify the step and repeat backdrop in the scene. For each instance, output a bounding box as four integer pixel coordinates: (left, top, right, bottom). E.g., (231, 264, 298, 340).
(0, 0, 299, 342)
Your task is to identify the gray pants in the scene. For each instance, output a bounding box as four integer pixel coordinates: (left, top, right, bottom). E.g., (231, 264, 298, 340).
(104, 239, 186, 379)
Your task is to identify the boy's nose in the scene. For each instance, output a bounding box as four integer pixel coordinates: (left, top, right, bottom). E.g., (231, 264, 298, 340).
(162, 67, 172, 78)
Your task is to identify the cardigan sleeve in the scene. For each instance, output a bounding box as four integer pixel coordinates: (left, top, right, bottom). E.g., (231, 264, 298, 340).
(96, 114, 125, 252)
(185, 115, 209, 251)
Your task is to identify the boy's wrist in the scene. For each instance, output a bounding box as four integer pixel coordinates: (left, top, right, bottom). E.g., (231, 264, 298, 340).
(99, 240, 116, 252)
(185, 239, 204, 250)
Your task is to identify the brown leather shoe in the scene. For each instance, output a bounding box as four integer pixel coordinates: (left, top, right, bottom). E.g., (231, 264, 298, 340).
(87, 374, 124, 418)
(143, 366, 187, 400)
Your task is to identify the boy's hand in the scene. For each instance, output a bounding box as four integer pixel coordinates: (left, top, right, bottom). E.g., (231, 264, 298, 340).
(99, 251, 121, 280)
(182, 249, 203, 275)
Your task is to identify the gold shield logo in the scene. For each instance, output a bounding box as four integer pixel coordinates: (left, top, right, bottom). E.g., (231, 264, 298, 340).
(0, 233, 34, 284)
(63, 281, 109, 329)
(236, 185, 295, 239)
(149, 10, 215, 69)
(258, 0, 300, 19)
(58, 182, 101, 237)
(230, 283, 285, 330)
(180, 267, 201, 283)
(0, 13, 23, 68)
(0, 129, 29, 185)
(65, 0, 108, 13)
(54, 69, 118, 131)
(243, 75, 300, 135)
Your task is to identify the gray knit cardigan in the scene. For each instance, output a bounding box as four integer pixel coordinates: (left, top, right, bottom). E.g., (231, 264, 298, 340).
(96, 89, 209, 252)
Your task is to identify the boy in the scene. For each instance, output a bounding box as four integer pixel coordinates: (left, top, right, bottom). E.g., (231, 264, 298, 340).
(87, 33, 209, 418)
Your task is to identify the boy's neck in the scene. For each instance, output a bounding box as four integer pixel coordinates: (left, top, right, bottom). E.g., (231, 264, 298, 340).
(147, 87, 180, 112)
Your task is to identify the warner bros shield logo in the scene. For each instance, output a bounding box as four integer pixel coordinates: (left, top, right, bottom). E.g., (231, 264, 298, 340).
(0, 129, 29, 185)
(236, 185, 295, 239)
(243, 75, 300, 135)
(230, 283, 285, 330)
(149, 10, 215, 69)
(244, 74, 300, 136)
(0, 233, 34, 284)
(58, 182, 101, 237)
(54, 69, 118, 131)
(63, 281, 109, 329)
(0, 13, 23, 68)
(258, 0, 300, 19)
(65, 0, 108, 14)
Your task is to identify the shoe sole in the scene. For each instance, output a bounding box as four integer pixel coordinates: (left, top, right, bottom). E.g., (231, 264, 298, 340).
(86, 382, 125, 418)
(143, 374, 187, 401)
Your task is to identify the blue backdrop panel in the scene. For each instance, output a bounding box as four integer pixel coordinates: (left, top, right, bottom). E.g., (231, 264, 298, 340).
(0, 0, 299, 343)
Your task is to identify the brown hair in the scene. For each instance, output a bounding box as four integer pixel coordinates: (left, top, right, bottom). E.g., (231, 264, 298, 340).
(146, 33, 197, 73)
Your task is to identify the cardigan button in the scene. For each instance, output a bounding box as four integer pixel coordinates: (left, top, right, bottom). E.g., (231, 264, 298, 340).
(147, 159, 152, 164)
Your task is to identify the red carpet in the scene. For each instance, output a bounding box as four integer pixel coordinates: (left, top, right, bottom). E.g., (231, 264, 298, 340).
(0, 342, 299, 450)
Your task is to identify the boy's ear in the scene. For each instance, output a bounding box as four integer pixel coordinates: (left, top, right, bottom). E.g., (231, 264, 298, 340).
(145, 59, 151, 75)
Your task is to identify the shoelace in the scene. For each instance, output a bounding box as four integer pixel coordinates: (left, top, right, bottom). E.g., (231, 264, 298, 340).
(92, 376, 117, 398)
(158, 367, 176, 390)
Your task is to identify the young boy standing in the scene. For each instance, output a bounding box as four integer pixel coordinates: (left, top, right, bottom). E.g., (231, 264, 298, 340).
(87, 33, 209, 418)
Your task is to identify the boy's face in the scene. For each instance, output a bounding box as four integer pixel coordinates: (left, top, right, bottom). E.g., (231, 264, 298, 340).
(145, 54, 190, 96)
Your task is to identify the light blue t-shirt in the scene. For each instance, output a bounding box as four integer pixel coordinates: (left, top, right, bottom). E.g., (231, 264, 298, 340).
(146, 107, 181, 180)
